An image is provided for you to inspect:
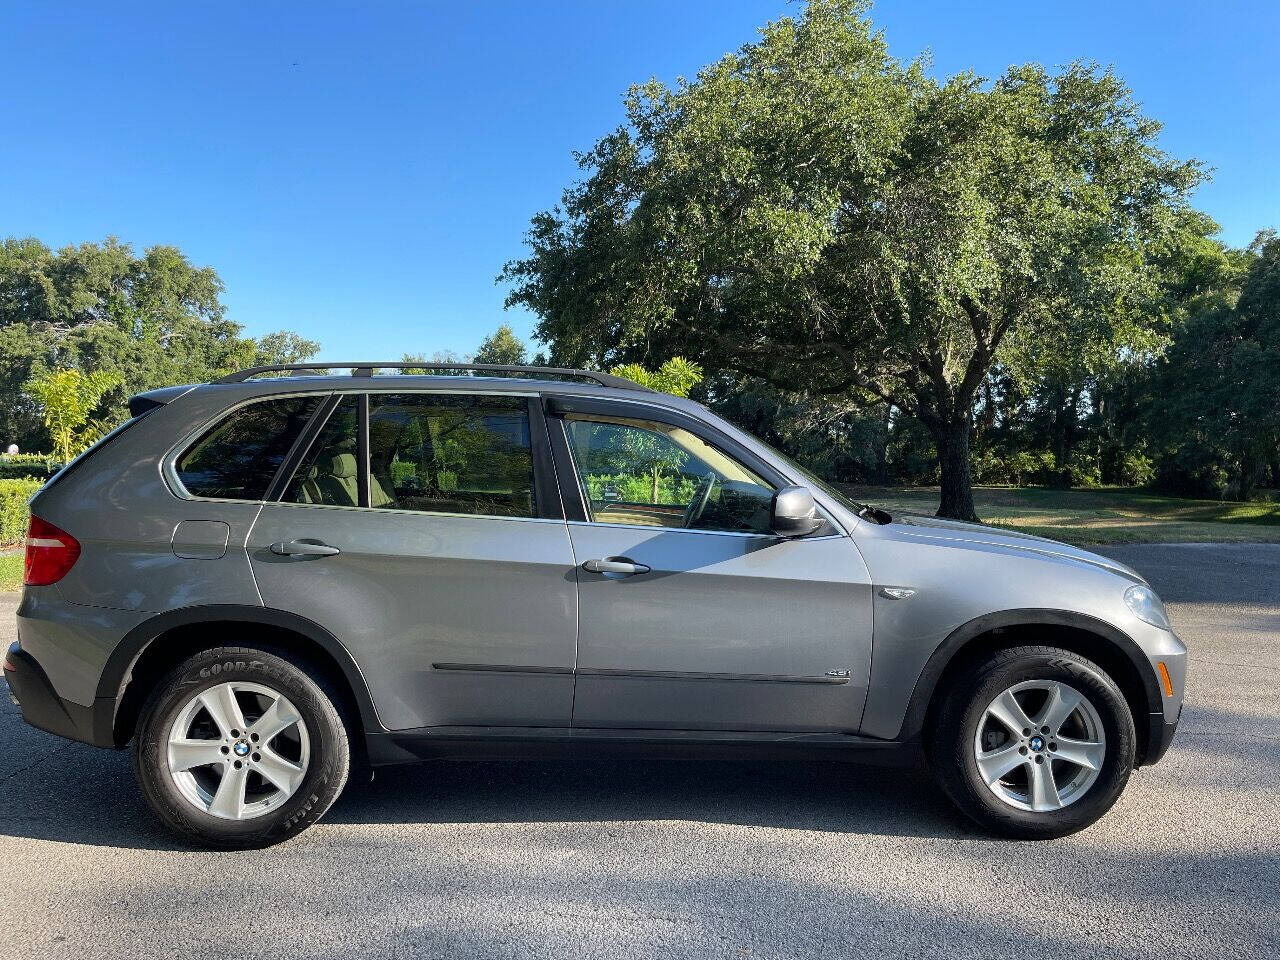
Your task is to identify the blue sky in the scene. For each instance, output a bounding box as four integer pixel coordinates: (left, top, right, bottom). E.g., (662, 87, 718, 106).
(3, 1, 1277, 362)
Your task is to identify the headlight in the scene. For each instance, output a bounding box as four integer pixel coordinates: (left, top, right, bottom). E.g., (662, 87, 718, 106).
(1125, 584, 1171, 630)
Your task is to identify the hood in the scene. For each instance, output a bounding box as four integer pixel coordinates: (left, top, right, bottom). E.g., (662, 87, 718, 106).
(887, 513, 1145, 583)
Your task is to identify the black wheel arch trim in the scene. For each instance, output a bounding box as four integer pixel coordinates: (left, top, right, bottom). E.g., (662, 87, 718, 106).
(93, 604, 385, 745)
(898, 608, 1162, 747)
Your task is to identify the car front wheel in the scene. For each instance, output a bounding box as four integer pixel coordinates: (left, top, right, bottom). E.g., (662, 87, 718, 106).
(930, 645, 1136, 839)
(133, 646, 349, 849)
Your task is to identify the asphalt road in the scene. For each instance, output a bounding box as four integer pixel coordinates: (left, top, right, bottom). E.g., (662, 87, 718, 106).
(1, 544, 1277, 960)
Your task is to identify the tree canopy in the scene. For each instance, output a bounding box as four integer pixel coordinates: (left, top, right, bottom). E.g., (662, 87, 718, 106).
(473, 323, 528, 365)
(503, 0, 1205, 519)
(1146, 230, 1280, 499)
(0, 236, 318, 448)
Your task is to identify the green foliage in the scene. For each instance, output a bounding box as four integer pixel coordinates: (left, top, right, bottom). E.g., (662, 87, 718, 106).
(584, 472, 697, 505)
(0, 554, 22, 592)
(609, 358, 703, 397)
(252, 331, 322, 367)
(25, 368, 120, 463)
(397, 351, 467, 376)
(0, 477, 41, 546)
(0, 453, 60, 480)
(0, 236, 318, 450)
(1146, 230, 1280, 500)
(504, 0, 1204, 519)
(473, 324, 528, 365)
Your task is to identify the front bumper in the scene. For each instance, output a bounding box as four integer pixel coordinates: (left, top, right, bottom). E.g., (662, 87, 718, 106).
(4, 642, 100, 745)
(1142, 706, 1182, 766)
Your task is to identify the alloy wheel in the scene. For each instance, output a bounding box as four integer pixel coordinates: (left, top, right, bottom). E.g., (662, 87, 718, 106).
(165, 681, 311, 820)
(973, 679, 1106, 813)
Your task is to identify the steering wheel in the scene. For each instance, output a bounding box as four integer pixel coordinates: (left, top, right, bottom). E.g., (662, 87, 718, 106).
(683, 470, 718, 529)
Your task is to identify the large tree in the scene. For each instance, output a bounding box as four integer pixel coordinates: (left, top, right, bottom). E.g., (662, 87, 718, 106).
(0, 236, 318, 448)
(503, 0, 1203, 519)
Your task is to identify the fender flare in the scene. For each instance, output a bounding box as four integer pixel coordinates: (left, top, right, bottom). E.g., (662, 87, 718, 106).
(896, 608, 1162, 743)
(93, 604, 384, 744)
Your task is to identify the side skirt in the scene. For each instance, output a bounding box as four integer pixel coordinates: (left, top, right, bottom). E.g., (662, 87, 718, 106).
(365, 725, 921, 768)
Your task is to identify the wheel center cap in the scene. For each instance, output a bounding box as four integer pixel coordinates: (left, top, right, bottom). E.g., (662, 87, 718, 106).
(1029, 735, 1045, 752)
(232, 740, 251, 757)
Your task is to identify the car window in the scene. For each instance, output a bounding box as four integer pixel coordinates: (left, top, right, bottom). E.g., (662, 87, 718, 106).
(368, 393, 536, 517)
(176, 396, 323, 501)
(283, 395, 362, 507)
(562, 414, 775, 533)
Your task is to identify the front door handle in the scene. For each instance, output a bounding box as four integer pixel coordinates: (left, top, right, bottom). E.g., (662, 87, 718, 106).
(270, 539, 341, 558)
(582, 557, 650, 576)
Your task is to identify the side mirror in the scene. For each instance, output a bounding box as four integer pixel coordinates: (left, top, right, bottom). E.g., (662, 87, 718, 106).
(770, 485, 822, 538)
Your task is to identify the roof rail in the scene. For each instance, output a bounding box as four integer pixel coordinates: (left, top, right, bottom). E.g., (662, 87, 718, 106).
(213, 362, 653, 391)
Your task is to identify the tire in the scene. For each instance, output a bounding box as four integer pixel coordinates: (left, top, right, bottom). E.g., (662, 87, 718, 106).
(133, 646, 350, 849)
(928, 645, 1135, 840)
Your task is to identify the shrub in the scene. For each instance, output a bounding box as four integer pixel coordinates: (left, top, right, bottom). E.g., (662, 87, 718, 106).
(0, 453, 60, 481)
(585, 472, 697, 505)
(1117, 452, 1155, 488)
(0, 478, 41, 547)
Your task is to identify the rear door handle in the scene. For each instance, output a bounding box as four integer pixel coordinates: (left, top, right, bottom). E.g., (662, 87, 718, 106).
(582, 557, 650, 576)
(270, 539, 341, 557)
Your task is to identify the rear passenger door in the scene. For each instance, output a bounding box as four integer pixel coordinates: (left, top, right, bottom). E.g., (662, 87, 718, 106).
(246, 391, 577, 732)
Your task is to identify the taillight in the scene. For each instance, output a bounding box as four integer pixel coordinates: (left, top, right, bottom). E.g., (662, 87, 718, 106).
(24, 515, 81, 586)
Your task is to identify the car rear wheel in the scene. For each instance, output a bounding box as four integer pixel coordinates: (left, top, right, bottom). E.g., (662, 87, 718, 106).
(929, 645, 1136, 839)
(133, 646, 349, 849)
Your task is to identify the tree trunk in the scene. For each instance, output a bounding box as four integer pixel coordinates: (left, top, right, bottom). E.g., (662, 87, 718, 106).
(1236, 450, 1261, 502)
(934, 419, 980, 522)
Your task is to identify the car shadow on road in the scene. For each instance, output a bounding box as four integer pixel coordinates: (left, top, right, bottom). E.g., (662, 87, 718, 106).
(4, 698, 1278, 851)
(0, 740, 970, 850)
(327, 755, 967, 838)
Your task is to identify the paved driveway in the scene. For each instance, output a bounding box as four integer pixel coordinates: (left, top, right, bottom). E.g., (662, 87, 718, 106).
(1, 544, 1277, 959)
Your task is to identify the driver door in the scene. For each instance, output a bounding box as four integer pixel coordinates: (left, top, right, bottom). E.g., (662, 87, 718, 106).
(551, 400, 873, 733)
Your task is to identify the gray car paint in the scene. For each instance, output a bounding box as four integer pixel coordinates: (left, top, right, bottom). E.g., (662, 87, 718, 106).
(851, 517, 1185, 739)
(568, 521, 873, 732)
(247, 503, 578, 731)
(14, 373, 1186, 755)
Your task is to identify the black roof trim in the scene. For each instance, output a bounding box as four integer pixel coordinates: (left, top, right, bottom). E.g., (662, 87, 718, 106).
(213, 362, 652, 391)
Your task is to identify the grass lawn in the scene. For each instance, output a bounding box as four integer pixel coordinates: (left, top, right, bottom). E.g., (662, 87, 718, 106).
(0, 553, 22, 592)
(845, 485, 1280, 545)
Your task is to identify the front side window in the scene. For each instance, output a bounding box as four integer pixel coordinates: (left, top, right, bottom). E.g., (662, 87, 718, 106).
(562, 415, 775, 533)
(176, 396, 322, 501)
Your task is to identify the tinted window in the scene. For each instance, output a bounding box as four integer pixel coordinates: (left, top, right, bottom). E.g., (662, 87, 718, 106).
(283, 396, 362, 507)
(370, 394, 535, 517)
(563, 415, 774, 533)
(176, 396, 322, 500)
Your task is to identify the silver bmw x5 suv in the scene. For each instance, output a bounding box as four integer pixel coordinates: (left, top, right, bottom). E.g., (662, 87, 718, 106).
(4, 362, 1185, 848)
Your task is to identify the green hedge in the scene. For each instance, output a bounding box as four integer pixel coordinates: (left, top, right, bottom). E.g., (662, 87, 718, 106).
(1, 478, 41, 546)
(0, 454, 60, 481)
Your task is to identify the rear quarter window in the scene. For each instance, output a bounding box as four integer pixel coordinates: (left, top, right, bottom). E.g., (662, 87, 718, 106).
(175, 396, 323, 500)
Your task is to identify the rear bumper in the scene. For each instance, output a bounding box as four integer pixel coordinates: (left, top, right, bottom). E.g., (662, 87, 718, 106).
(4, 643, 106, 746)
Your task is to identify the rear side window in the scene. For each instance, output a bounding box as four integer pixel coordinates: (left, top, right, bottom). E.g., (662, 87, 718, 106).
(365, 394, 535, 517)
(282, 396, 361, 507)
(279, 393, 536, 517)
(176, 396, 322, 500)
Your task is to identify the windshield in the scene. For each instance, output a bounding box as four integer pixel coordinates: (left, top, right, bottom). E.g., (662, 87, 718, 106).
(751, 437, 881, 519)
